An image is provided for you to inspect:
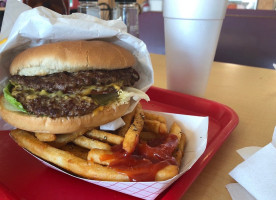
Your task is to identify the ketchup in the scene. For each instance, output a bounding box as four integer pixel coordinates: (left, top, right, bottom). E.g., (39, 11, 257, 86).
(100, 134, 179, 182)
(23, 0, 69, 15)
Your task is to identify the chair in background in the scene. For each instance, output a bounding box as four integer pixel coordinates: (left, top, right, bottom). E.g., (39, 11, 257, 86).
(215, 9, 276, 69)
(139, 12, 165, 55)
(139, 10, 276, 69)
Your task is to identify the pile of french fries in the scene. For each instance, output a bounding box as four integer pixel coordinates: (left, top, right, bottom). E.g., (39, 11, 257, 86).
(10, 103, 186, 182)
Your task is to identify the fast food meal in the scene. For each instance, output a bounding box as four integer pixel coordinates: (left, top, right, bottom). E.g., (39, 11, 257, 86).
(10, 103, 187, 182)
(0, 40, 149, 134)
(0, 40, 186, 182)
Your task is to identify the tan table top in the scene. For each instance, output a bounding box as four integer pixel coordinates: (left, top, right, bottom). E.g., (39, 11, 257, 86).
(150, 53, 276, 200)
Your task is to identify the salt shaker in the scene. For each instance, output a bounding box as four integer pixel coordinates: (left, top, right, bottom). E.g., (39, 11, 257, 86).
(113, 0, 139, 38)
(78, 0, 101, 18)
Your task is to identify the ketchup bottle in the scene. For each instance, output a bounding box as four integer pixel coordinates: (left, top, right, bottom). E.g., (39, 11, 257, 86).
(23, 0, 69, 15)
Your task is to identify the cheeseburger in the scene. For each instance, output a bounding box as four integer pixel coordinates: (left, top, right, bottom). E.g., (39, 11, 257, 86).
(0, 40, 149, 134)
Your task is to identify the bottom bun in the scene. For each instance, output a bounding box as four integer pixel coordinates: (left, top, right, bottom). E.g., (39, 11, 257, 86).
(0, 95, 130, 134)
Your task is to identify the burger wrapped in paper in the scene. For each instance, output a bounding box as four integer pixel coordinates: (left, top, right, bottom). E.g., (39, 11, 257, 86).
(0, 40, 149, 134)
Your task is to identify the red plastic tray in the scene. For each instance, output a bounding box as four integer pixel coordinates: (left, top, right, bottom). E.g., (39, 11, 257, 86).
(0, 86, 238, 200)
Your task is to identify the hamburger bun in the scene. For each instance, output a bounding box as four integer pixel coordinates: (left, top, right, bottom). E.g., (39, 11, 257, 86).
(0, 95, 130, 134)
(10, 40, 136, 76)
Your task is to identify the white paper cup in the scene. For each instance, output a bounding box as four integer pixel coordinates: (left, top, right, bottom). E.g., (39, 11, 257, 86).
(163, 0, 227, 97)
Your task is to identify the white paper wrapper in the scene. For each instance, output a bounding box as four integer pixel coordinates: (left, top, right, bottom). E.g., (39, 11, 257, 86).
(0, 0, 154, 130)
(24, 111, 208, 200)
(226, 183, 256, 200)
(236, 146, 262, 160)
(100, 117, 125, 131)
(227, 127, 276, 200)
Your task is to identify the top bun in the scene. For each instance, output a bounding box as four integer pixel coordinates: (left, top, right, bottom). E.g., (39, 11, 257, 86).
(10, 40, 136, 76)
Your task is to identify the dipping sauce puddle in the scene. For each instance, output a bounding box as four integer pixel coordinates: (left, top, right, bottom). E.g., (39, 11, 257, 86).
(101, 134, 178, 181)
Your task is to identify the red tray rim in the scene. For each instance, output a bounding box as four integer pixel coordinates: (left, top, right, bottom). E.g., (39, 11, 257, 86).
(0, 86, 239, 200)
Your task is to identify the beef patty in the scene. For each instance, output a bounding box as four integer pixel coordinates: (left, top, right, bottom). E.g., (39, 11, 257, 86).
(9, 68, 139, 118)
(10, 67, 139, 93)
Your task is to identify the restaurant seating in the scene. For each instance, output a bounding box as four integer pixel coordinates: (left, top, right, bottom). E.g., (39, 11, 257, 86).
(215, 9, 276, 69)
(139, 12, 165, 55)
(139, 10, 276, 69)
(0, 8, 275, 69)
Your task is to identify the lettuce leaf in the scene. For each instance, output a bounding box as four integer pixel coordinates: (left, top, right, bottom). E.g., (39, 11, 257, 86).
(3, 83, 27, 113)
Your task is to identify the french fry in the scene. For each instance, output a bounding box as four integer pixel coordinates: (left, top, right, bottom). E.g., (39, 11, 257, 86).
(35, 132, 56, 142)
(10, 129, 129, 181)
(155, 165, 179, 181)
(139, 131, 159, 142)
(50, 129, 87, 148)
(87, 149, 114, 166)
(169, 122, 182, 140)
(123, 103, 144, 153)
(86, 129, 123, 145)
(117, 108, 136, 136)
(9, 103, 187, 182)
(143, 120, 168, 134)
(73, 136, 111, 150)
(159, 123, 168, 134)
(60, 143, 89, 160)
(144, 112, 166, 123)
(170, 122, 186, 166)
(143, 120, 159, 133)
(174, 134, 186, 166)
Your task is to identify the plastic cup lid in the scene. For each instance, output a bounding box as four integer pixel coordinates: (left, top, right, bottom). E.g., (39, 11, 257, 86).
(163, 0, 228, 20)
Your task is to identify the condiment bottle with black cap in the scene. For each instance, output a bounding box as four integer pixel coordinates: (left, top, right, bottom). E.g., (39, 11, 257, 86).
(113, 0, 139, 38)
